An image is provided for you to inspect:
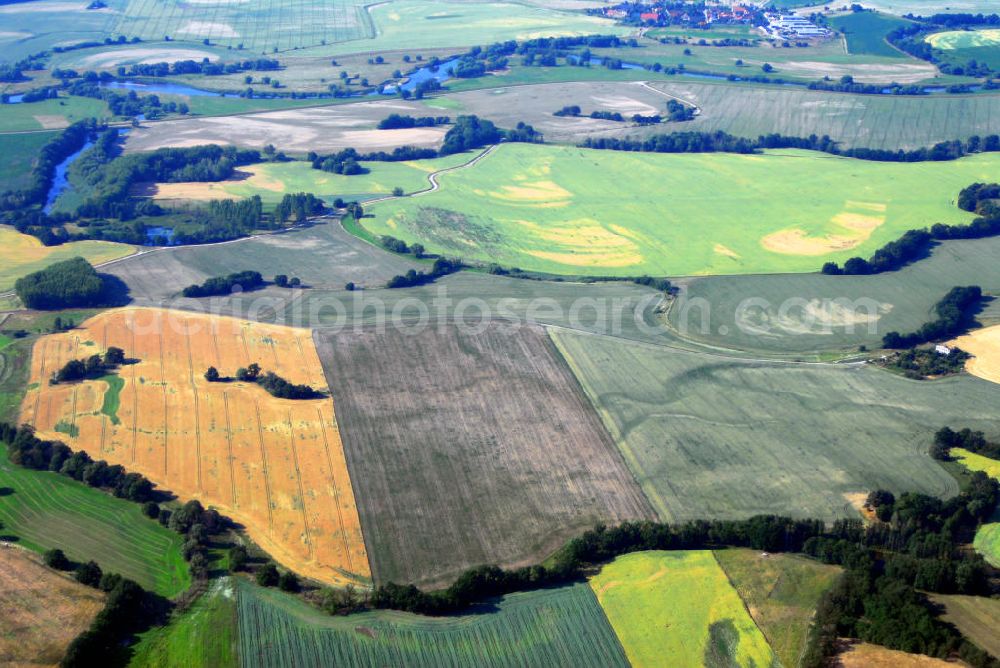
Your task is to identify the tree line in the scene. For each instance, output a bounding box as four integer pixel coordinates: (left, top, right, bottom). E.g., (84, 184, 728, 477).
(205, 362, 320, 399)
(882, 285, 983, 348)
(932, 426, 1000, 461)
(0, 119, 98, 211)
(182, 270, 264, 298)
(50, 346, 126, 384)
(386, 257, 463, 288)
(886, 347, 971, 379)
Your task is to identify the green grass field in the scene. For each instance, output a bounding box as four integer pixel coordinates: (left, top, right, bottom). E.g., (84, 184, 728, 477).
(362, 144, 995, 277)
(0, 97, 110, 133)
(158, 153, 471, 205)
(715, 549, 841, 668)
(237, 578, 629, 667)
(129, 578, 239, 667)
(550, 328, 1000, 524)
(590, 550, 777, 668)
(668, 236, 1000, 356)
(0, 132, 55, 192)
(0, 447, 190, 597)
(862, 0, 999, 14)
(648, 78, 1000, 151)
(0, 226, 135, 292)
(828, 12, 912, 57)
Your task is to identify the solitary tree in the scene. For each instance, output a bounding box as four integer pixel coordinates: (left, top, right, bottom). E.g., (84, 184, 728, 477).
(75, 560, 103, 587)
(204, 367, 221, 383)
(256, 561, 280, 587)
(278, 570, 300, 592)
(44, 548, 71, 570)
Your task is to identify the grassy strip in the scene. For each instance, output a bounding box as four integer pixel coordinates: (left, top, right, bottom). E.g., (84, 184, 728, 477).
(99, 374, 124, 425)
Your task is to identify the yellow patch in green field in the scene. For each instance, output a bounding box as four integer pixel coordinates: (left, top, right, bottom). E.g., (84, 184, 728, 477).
(490, 180, 572, 204)
(953, 448, 1000, 479)
(714, 243, 741, 259)
(590, 550, 777, 668)
(519, 219, 643, 267)
(926, 28, 1000, 50)
(0, 226, 135, 292)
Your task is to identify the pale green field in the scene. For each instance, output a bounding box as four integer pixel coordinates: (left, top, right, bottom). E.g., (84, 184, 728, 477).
(0, 227, 135, 292)
(363, 143, 998, 277)
(310, 0, 628, 56)
(589, 550, 777, 668)
(153, 153, 471, 205)
(0, 97, 110, 133)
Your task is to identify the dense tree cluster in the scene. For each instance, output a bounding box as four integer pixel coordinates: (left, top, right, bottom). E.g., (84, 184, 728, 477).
(582, 130, 756, 153)
(882, 286, 983, 348)
(439, 115, 502, 155)
(958, 182, 1000, 213)
(386, 257, 463, 288)
(116, 58, 280, 78)
(256, 371, 320, 400)
(14, 257, 108, 310)
(888, 15, 999, 77)
(886, 347, 971, 379)
(66, 79, 189, 119)
(275, 192, 324, 223)
(50, 346, 126, 384)
(181, 270, 264, 298)
(376, 114, 450, 130)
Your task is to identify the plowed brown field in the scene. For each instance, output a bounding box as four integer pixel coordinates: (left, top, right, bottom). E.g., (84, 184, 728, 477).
(20, 308, 369, 587)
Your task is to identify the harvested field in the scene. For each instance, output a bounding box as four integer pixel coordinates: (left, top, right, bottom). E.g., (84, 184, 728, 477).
(836, 641, 964, 667)
(715, 548, 841, 668)
(124, 99, 452, 154)
(20, 307, 370, 587)
(104, 222, 421, 303)
(589, 550, 777, 668)
(931, 594, 1000, 658)
(362, 144, 996, 278)
(237, 577, 629, 667)
(0, 546, 105, 668)
(0, 226, 134, 292)
(550, 329, 1000, 524)
(950, 325, 1000, 385)
(313, 323, 653, 587)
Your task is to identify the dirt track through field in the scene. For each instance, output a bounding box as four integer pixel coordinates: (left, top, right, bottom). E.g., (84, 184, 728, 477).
(20, 307, 370, 587)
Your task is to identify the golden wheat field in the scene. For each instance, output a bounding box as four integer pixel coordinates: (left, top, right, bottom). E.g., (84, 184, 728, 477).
(20, 307, 370, 587)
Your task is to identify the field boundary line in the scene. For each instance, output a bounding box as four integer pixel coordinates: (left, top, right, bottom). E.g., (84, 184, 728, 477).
(285, 410, 314, 560)
(253, 399, 274, 533)
(316, 406, 356, 575)
(712, 550, 780, 661)
(547, 328, 670, 521)
(185, 328, 204, 492)
(222, 391, 237, 506)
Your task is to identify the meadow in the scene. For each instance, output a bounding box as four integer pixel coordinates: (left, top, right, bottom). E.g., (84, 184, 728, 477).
(669, 236, 1000, 357)
(0, 446, 190, 596)
(589, 550, 777, 668)
(828, 11, 913, 58)
(0, 547, 105, 667)
(715, 549, 841, 668)
(0, 132, 55, 193)
(362, 143, 995, 278)
(0, 97, 110, 133)
(129, 578, 239, 668)
(21, 308, 371, 587)
(237, 578, 629, 668)
(0, 226, 135, 293)
(313, 323, 652, 587)
(550, 328, 1000, 524)
(149, 153, 468, 205)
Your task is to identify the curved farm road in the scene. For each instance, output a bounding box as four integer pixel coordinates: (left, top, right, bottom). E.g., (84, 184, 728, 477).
(364, 142, 500, 205)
